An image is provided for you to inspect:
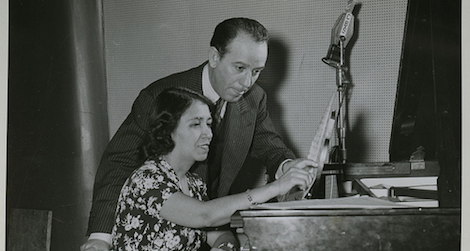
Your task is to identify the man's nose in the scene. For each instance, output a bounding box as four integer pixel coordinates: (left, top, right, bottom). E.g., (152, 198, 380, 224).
(240, 71, 253, 88)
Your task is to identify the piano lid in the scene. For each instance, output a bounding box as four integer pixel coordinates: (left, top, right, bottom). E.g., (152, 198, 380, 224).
(388, 0, 461, 208)
(389, 0, 461, 162)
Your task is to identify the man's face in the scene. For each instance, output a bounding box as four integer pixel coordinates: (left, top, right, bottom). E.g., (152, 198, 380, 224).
(209, 33, 268, 102)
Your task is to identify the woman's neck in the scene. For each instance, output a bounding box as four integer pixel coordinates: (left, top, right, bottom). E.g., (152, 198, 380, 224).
(161, 153, 193, 180)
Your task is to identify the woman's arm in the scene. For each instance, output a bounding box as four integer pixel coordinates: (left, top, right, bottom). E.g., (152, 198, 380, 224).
(160, 166, 314, 228)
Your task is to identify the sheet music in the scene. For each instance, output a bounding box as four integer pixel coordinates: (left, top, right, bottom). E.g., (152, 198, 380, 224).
(251, 196, 411, 210)
(306, 92, 336, 162)
(279, 92, 337, 201)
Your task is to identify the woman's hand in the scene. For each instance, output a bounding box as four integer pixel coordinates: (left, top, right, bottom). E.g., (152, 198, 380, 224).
(282, 158, 317, 174)
(275, 164, 316, 196)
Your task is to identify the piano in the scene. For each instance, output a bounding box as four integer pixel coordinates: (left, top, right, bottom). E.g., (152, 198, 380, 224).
(231, 207, 460, 250)
(231, 0, 461, 250)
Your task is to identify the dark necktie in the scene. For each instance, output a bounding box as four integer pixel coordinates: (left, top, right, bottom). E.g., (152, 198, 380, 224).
(213, 99, 224, 131)
(208, 98, 225, 198)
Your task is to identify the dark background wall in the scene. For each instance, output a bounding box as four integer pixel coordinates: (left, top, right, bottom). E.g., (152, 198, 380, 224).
(7, 0, 108, 250)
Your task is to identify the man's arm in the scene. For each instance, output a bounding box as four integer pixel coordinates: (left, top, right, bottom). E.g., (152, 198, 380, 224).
(248, 87, 317, 179)
(86, 89, 155, 234)
(247, 86, 297, 177)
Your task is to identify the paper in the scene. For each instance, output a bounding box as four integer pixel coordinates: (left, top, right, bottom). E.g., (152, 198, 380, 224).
(280, 92, 337, 202)
(251, 196, 411, 210)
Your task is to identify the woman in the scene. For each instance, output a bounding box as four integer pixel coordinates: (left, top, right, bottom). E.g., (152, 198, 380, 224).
(110, 87, 314, 251)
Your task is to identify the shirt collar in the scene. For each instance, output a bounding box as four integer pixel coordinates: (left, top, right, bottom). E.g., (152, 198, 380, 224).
(202, 64, 220, 103)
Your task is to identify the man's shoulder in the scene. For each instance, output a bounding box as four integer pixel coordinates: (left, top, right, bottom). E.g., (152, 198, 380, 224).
(143, 62, 206, 92)
(243, 84, 267, 101)
(248, 84, 264, 95)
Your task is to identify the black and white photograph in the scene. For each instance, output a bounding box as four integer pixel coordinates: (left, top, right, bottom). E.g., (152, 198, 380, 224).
(4, 0, 466, 250)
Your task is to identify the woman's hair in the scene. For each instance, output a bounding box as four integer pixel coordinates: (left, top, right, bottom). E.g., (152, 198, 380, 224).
(141, 87, 212, 160)
(210, 17, 269, 58)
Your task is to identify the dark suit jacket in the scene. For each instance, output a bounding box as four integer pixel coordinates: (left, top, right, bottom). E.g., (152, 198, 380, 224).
(87, 62, 296, 234)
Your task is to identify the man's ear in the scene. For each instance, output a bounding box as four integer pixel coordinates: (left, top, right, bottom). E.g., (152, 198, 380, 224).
(208, 46, 220, 68)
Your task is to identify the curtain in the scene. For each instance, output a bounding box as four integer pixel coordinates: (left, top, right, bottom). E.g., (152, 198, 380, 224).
(7, 0, 108, 250)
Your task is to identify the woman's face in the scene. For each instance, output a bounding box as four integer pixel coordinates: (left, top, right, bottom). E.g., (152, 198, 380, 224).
(171, 100, 213, 163)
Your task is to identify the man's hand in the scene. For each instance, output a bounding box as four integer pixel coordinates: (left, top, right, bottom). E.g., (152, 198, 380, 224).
(80, 239, 111, 251)
(282, 158, 318, 175)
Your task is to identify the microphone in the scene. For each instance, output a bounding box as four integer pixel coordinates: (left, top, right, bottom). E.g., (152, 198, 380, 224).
(322, 0, 359, 67)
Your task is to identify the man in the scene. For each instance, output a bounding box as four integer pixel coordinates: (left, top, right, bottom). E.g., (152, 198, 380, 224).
(81, 17, 316, 251)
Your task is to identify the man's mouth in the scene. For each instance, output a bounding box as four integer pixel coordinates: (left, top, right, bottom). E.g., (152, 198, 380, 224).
(233, 88, 246, 96)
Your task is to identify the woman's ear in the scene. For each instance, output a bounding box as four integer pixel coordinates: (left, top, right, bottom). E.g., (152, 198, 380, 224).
(208, 46, 220, 68)
(170, 130, 175, 141)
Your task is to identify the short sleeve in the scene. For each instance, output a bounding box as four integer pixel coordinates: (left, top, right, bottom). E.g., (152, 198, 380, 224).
(187, 172, 209, 201)
(119, 161, 181, 218)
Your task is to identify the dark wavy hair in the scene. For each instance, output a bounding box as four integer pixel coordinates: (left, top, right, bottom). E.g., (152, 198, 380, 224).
(141, 87, 213, 161)
(210, 17, 269, 58)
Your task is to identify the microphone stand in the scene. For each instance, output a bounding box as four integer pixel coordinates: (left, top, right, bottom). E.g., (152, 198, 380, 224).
(322, 37, 350, 164)
(321, 1, 358, 197)
(336, 37, 349, 164)
(319, 36, 351, 199)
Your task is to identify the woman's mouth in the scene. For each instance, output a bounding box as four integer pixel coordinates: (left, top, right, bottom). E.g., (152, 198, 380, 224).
(199, 144, 210, 150)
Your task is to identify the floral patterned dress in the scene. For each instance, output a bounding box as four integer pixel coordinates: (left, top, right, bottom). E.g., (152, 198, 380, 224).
(110, 159, 209, 251)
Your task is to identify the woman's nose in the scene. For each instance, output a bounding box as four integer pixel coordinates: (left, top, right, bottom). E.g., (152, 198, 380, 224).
(204, 124, 213, 139)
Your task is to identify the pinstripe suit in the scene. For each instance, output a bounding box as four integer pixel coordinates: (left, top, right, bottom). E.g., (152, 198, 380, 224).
(87, 62, 296, 234)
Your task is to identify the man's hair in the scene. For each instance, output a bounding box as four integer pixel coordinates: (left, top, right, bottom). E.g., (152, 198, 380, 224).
(141, 87, 212, 160)
(210, 17, 269, 57)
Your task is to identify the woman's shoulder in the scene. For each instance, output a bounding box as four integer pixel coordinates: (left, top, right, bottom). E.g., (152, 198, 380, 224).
(187, 172, 207, 192)
(126, 159, 180, 191)
(187, 171, 204, 183)
(135, 159, 161, 174)
(133, 159, 177, 181)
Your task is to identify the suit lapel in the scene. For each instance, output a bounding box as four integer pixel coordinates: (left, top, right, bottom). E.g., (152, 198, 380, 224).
(186, 63, 255, 196)
(217, 97, 255, 196)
